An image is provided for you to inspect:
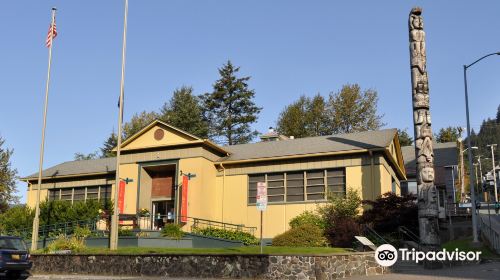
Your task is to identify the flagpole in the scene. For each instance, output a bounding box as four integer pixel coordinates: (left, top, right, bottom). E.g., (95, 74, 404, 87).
(110, 0, 128, 250)
(31, 7, 57, 252)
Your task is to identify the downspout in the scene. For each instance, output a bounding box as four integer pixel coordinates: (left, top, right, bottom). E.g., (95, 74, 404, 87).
(220, 163, 226, 224)
(369, 151, 375, 200)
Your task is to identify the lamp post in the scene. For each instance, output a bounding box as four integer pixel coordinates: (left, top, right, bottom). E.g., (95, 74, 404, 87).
(463, 51, 500, 244)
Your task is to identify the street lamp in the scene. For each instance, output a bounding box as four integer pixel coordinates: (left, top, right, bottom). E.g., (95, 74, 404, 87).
(463, 51, 500, 244)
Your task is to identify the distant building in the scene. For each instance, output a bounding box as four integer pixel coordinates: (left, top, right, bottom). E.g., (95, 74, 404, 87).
(22, 120, 406, 238)
(401, 142, 458, 218)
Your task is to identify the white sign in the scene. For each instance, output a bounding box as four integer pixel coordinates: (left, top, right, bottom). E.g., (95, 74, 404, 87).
(256, 182, 267, 211)
(459, 203, 472, 208)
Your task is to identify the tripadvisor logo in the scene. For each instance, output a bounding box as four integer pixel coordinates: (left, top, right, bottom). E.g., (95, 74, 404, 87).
(374, 244, 482, 267)
(375, 244, 398, 267)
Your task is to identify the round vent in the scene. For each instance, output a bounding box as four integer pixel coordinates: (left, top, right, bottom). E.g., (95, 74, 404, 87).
(154, 129, 164, 141)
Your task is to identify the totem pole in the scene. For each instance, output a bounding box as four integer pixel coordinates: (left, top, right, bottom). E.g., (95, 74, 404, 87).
(408, 7, 440, 249)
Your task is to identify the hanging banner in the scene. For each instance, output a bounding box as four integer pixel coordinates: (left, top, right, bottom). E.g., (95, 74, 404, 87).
(256, 182, 267, 211)
(118, 181, 126, 214)
(181, 176, 189, 222)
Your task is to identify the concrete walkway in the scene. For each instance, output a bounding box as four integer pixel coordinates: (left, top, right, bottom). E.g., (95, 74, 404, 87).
(350, 261, 500, 280)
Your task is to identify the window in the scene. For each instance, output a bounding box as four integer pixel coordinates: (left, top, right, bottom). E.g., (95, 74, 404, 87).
(248, 175, 264, 204)
(286, 172, 304, 202)
(248, 168, 346, 203)
(61, 188, 73, 201)
(306, 170, 325, 200)
(46, 185, 112, 204)
(326, 169, 345, 198)
(86, 186, 99, 200)
(267, 173, 285, 202)
(73, 187, 85, 202)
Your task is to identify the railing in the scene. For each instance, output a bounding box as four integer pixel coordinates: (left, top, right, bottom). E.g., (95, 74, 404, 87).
(398, 226, 421, 250)
(137, 214, 257, 235)
(479, 216, 500, 254)
(363, 225, 389, 246)
(1, 218, 105, 240)
(446, 203, 471, 217)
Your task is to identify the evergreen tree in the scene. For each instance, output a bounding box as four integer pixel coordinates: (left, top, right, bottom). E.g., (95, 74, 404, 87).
(397, 128, 413, 146)
(100, 131, 118, 158)
(202, 61, 262, 145)
(159, 86, 209, 138)
(276, 95, 329, 138)
(327, 84, 384, 134)
(435, 126, 460, 143)
(0, 136, 18, 213)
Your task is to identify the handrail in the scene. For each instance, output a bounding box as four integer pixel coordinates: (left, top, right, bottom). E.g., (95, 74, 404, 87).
(363, 225, 389, 245)
(1, 217, 101, 239)
(398, 226, 421, 250)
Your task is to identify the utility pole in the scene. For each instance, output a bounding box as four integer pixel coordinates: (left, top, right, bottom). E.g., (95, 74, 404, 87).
(488, 144, 498, 202)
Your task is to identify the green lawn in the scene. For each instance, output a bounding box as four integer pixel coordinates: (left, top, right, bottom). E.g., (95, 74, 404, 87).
(35, 246, 351, 255)
(442, 237, 498, 259)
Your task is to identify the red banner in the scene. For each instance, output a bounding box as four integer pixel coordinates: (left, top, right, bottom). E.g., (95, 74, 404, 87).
(181, 176, 188, 222)
(118, 181, 126, 214)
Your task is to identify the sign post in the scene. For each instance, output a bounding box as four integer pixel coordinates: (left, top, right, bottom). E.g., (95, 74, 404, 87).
(256, 182, 267, 254)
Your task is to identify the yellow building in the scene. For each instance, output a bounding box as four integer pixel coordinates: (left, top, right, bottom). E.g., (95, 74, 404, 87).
(23, 120, 406, 238)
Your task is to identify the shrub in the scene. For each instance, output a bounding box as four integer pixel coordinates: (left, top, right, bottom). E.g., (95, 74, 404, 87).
(289, 211, 325, 230)
(318, 189, 362, 220)
(0, 205, 34, 235)
(45, 235, 86, 253)
(118, 228, 134, 236)
(324, 215, 361, 248)
(161, 224, 184, 240)
(360, 192, 418, 234)
(73, 226, 92, 239)
(192, 227, 258, 245)
(272, 224, 327, 247)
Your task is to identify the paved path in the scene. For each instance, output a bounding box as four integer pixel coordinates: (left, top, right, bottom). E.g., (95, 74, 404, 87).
(350, 261, 500, 280)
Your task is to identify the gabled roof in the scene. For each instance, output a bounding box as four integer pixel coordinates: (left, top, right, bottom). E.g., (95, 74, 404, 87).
(116, 119, 201, 150)
(23, 127, 405, 181)
(112, 119, 229, 155)
(220, 129, 398, 163)
(21, 157, 116, 181)
(401, 142, 458, 177)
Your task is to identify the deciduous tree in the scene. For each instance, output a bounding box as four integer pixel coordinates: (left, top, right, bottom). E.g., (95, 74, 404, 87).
(0, 136, 18, 212)
(159, 86, 208, 138)
(327, 84, 384, 134)
(435, 126, 460, 143)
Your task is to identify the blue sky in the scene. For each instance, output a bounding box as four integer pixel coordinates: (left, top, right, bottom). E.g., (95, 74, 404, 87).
(1, 1, 499, 203)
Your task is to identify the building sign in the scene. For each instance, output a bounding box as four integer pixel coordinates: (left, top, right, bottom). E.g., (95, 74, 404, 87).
(118, 181, 126, 214)
(181, 175, 189, 222)
(256, 182, 267, 211)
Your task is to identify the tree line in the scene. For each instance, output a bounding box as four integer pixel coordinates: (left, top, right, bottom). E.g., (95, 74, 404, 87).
(74, 61, 387, 160)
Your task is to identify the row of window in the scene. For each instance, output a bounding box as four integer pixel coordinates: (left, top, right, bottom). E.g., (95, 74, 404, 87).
(248, 168, 346, 203)
(48, 185, 112, 203)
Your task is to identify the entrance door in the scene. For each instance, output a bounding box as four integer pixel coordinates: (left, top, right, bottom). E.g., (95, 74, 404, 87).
(152, 200, 175, 230)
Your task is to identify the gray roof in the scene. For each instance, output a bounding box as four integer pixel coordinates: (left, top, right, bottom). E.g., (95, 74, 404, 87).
(24, 129, 397, 180)
(23, 157, 116, 180)
(401, 142, 458, 176)
(221, 129, 397, 162)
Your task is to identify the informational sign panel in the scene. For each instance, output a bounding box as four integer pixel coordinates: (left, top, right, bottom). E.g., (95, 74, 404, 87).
(181, 176, 189, 222)
(256, 182, 267, 211)
(459, 203, 472, 208)
(118, 181, 126, 214)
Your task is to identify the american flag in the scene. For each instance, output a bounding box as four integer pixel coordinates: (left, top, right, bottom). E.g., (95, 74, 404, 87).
(45, 22, 57, 48)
